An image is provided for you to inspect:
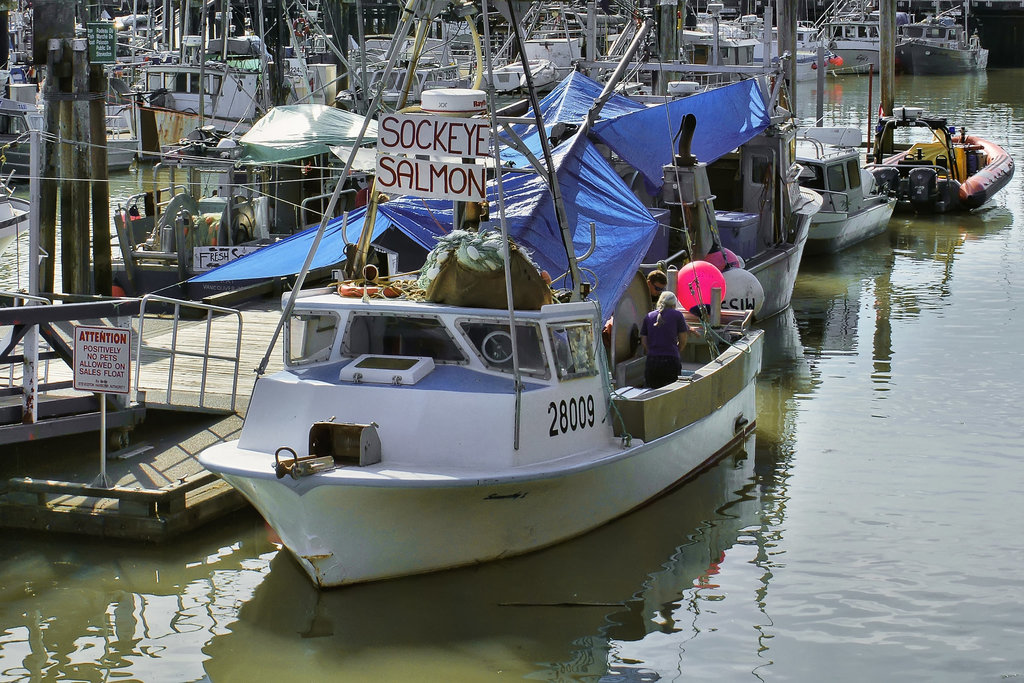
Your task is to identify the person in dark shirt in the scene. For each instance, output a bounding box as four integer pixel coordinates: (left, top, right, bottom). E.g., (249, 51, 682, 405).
(646, 270, 668, 303)
(640, 291, 689, 389)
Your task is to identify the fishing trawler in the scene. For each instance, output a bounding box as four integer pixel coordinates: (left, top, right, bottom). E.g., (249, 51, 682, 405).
(197, 1, 763, 590)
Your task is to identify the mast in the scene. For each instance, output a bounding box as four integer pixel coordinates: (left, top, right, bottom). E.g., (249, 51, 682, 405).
(500, 0, 584, 302)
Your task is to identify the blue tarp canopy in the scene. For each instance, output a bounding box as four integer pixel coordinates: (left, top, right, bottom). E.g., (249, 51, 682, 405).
(501, 73, 770, 190)
(528, 70, 647, 124)
(192, 133, 658, 318)
(590, 78, 771, 190)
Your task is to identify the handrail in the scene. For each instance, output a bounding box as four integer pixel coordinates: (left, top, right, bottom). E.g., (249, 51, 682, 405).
(0, 291, 53, 387)
(299, 189, 355, 231)
(135, 294, 243, 412)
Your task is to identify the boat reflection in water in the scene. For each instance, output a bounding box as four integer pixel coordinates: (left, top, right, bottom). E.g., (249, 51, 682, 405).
(201, 437, 758, 680)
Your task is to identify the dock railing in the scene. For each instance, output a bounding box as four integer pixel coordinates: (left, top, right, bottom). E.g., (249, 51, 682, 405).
(134, 294, 243, 413)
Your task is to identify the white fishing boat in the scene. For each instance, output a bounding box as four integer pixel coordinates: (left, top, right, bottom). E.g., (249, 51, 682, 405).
(198, 4, 763, 586)
(198, 283, 761, 588)
(797, 127, 896, 255)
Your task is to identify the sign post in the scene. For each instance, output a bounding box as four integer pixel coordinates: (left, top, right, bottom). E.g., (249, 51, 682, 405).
(74, 325, 131, 488)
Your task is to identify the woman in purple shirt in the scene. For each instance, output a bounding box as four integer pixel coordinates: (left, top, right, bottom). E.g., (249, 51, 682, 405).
(640, 291, 689, 389)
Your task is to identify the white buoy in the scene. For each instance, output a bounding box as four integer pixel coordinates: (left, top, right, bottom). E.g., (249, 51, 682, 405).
(720, 268, 765, 316)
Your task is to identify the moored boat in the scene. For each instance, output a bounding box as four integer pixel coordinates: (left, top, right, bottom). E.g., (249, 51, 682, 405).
(198, 286, 762, 587)
(895, 9, 988, 75)
(797, 127, 896, 255)
(197, 53, 764, 586)
(867, 106, 1014, 213)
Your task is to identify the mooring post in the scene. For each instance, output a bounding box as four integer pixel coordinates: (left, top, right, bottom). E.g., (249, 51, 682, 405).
(71, 38, 92, 294)
(90, 62, 112, 295)
(880, 0, 897, 150)
(59, 39, 79, 293)
(40, 39, 62, 293)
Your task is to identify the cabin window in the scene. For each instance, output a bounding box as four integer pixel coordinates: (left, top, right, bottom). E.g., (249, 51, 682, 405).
(287, 312, 339, 366)
(175, 72, 188, 92)
(343, 313, 465, 363)
(846, 159, 862, 189)
(827, 163, 847, 192)
(459, 321, 549, 379)
(751, 153, 773, 185)
(0, 115, 18, 135)
(550, 323, 598, 380)
(800, 165, 825, 190)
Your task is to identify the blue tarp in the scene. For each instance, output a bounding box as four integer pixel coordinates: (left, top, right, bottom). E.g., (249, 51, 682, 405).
(501, 73, 770, 191)
(590, 78, 771, 191)
(528, 70, 647, 124)
(192, 133, 658, 318)
(192, 74, 769, 312)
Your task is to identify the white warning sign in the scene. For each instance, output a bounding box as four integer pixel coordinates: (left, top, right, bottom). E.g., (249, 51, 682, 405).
(74, 325, 131, 394)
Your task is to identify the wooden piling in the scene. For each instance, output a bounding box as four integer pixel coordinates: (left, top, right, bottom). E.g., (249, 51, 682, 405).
(90, 64, 112, 295)
(39, 41, 62, 293)
(58, 39, 79, 294)
(71, 38, 92, 295)
(880, 0, 897, 150)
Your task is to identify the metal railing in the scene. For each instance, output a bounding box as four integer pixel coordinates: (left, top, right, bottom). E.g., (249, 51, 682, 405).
(0, 291, 53, 387)
(134, 294, 243, 412)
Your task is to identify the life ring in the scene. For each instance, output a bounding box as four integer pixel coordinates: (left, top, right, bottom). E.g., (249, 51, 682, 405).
(338, 283, 380, 297)
(338, 281, 404, 298)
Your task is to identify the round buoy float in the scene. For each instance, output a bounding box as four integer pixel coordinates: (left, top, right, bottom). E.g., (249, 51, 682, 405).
(720, 268, 765, 316)
(705, 247, 744, 271)
(677, 261, 726, 314)
(420, 89, 488, 116)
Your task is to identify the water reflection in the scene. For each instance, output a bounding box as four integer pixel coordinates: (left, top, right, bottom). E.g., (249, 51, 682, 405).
(0, 516, 274, 682)
(202, 440, 758, 681)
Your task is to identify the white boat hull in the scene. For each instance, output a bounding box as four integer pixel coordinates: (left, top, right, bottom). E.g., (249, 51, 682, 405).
(805, 196, 896, 255)
(202, 377, 757, 588)
(0, 195, 29, 257)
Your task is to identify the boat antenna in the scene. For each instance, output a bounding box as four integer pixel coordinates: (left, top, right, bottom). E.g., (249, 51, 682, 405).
(255, 0, 423, 378)
(498, 0, 583, 301)
(481, 0, 525, 450)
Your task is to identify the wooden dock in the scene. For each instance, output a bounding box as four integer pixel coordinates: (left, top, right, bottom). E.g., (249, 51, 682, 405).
(0, 298, 285, 541)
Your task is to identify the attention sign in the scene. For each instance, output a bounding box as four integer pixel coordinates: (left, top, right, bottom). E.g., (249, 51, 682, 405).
(74, 325, 131, 394)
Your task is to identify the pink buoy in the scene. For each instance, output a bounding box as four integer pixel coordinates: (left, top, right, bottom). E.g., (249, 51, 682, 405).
(677, 260, 726, 314)
(705, 247, 744, 271)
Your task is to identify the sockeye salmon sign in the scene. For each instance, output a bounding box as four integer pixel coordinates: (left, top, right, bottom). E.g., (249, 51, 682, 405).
(375, 113, 491, 201)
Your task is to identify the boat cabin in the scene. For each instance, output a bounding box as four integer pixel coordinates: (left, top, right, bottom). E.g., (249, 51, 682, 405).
(900, 21, 967, 48)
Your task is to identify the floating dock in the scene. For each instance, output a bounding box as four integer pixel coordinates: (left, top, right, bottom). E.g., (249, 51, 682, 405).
(0, 296, 283, 541)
